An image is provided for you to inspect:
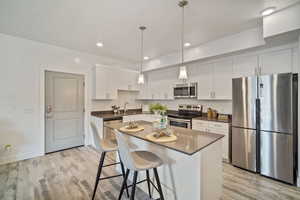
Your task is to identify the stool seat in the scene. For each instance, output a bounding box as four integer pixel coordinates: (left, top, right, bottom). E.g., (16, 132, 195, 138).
(131, 151, 163, 171)
(99, 139, 118, 152)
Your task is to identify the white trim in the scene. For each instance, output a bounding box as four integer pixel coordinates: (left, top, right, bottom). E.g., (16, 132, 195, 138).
(39, 66, 91, 156)
(0, 151, 44, 165)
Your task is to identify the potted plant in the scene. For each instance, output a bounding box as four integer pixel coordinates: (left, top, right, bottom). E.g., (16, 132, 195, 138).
(149, 103, 168, 115)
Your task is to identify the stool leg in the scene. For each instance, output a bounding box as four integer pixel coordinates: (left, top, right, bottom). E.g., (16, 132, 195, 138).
(153, 168, 164, 200)
(92, 152, 106, 200)
(118, 169, 130, 200)
(146, 170, 152, 198)
(130, 171, 138, 200)
(120, 160, 130, 198)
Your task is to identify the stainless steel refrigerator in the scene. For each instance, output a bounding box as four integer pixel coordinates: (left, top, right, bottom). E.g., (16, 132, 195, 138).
(232, 73, 298, 185)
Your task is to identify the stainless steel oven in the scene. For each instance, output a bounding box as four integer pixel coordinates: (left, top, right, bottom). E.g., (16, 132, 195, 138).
(173, 82, 197, 99)
(168, 117, 191, 129)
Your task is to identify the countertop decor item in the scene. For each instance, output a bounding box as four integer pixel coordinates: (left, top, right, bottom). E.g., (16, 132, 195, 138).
(149, 103, 167, 114)
(119, 125, 145, 133)
(146, 132, 178, 143)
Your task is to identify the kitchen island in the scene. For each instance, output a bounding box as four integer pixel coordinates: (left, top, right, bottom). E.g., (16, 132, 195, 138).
(104, 120, 224, 200)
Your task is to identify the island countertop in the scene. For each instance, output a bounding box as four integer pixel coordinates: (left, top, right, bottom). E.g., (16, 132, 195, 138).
(104, 120, 224, 156)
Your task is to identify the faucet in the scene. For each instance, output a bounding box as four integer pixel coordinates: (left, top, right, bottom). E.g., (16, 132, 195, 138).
(124, 102, 129, 114)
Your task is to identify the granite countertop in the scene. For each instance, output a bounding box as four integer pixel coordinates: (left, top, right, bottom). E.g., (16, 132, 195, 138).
(193, 116, 231, 123)
(104, 120, 224, 156)
(91, 109, 143, 121)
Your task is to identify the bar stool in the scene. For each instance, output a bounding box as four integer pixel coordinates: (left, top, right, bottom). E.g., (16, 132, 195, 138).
(114, 129, 165, 200)
(90, 122, 129, 200)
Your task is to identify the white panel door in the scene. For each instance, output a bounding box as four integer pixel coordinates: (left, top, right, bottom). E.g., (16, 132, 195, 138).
(197, 63, 213, 100)
(45, 71, 84, 153)
(233, 55, 258, 78)
(213, 59, 233, 100)
(260, 49, 292, 75)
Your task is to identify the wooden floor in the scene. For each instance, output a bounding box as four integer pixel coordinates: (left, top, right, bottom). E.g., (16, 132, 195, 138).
(1, 147, 300, 200)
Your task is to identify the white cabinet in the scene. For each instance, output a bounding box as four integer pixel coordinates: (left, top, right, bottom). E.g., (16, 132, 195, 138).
(233, 55, 258, 78)
(93, 67, 139, 100)
(259, 48, 292, 75)
(213, 59, 233, 100)
(192, 119, 229, 161)
(197, 63, 213, 99)
(92, 66, 118, 100)
(118, 70, 139, 91)
(197, 60, 232, 100)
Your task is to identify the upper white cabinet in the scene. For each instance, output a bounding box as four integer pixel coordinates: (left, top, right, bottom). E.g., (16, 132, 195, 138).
(259, 48, 292, 75)
(197, 63, 213, 100)
(233, 55, 258, 78)
(233, 48, 293, 78)
(137, 68, 175, 100)
(197, 60, 233, 100)
(117, 70, 139, 91)
(92, 66, 139, 100)
(92, 66, 118, 100)
(213, 59, 233, 100)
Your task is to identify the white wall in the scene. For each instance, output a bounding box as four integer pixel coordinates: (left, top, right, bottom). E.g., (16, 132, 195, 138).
(264, 3, 300, 38)
(0, 33, 132, 164)
(143, 26, 265, 71)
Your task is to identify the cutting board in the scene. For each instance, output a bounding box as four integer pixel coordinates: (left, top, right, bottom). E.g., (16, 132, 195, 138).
(119, 126, 145, 133)
(146, 132, 178, 143)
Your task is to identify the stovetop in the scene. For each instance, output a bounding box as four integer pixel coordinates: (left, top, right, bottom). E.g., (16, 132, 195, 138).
(168, 111, 202, 120)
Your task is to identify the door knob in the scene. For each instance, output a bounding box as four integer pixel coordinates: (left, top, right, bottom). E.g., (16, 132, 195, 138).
(46, 105, 52, 114)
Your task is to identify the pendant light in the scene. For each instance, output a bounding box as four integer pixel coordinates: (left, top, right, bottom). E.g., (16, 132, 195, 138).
(178, 0, 188, 81)
(138, 26, 146, 84)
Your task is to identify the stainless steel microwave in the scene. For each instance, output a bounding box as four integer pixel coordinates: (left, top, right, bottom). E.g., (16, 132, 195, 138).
(173, 82, 197, 99)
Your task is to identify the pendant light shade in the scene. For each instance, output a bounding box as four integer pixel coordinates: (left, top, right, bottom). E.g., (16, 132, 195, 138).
(179, 66, 188, 80)
(138, 73, 145, 84)
(138, 26, 146, 84)
(178, 0, 188, 81)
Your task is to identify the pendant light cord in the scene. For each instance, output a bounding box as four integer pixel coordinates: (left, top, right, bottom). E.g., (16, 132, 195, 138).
(181, 3, 185, 65)
(139, 26, 146, 74)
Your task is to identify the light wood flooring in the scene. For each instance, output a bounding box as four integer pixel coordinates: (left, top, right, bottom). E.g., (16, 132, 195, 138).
(1, 146, 300, 200)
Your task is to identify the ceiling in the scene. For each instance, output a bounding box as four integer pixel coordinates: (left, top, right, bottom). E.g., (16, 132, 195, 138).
(0, 0, 299, 68)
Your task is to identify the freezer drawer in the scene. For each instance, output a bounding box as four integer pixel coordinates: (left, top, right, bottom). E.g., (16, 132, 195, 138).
(260, 131, 294, 184)
(232, 127, 257, 172)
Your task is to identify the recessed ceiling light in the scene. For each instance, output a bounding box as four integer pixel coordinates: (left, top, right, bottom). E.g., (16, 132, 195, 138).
(144, 56, 149, 60)
(74, 58, 80, 64)
(96, 42, 103, 47)
(184, 42, 191, 47)
(261, 7, 276, 16)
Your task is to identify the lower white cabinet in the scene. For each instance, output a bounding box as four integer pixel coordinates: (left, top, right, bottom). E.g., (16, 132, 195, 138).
(192, 119, 229, 161)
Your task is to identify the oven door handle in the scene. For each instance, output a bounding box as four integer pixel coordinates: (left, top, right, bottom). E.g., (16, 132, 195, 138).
(168, 117, 191, 123)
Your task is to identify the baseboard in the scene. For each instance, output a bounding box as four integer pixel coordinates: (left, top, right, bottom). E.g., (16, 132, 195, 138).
(297, 176, 300, 187)
(0, 151, 44, 165)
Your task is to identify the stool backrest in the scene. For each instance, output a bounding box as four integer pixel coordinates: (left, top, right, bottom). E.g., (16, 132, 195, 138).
(90, 122, 103, 152)
(114, 129, 136, 170)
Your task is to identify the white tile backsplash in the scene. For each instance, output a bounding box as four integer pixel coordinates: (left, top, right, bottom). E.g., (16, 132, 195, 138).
(91, 90, 141, 111)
